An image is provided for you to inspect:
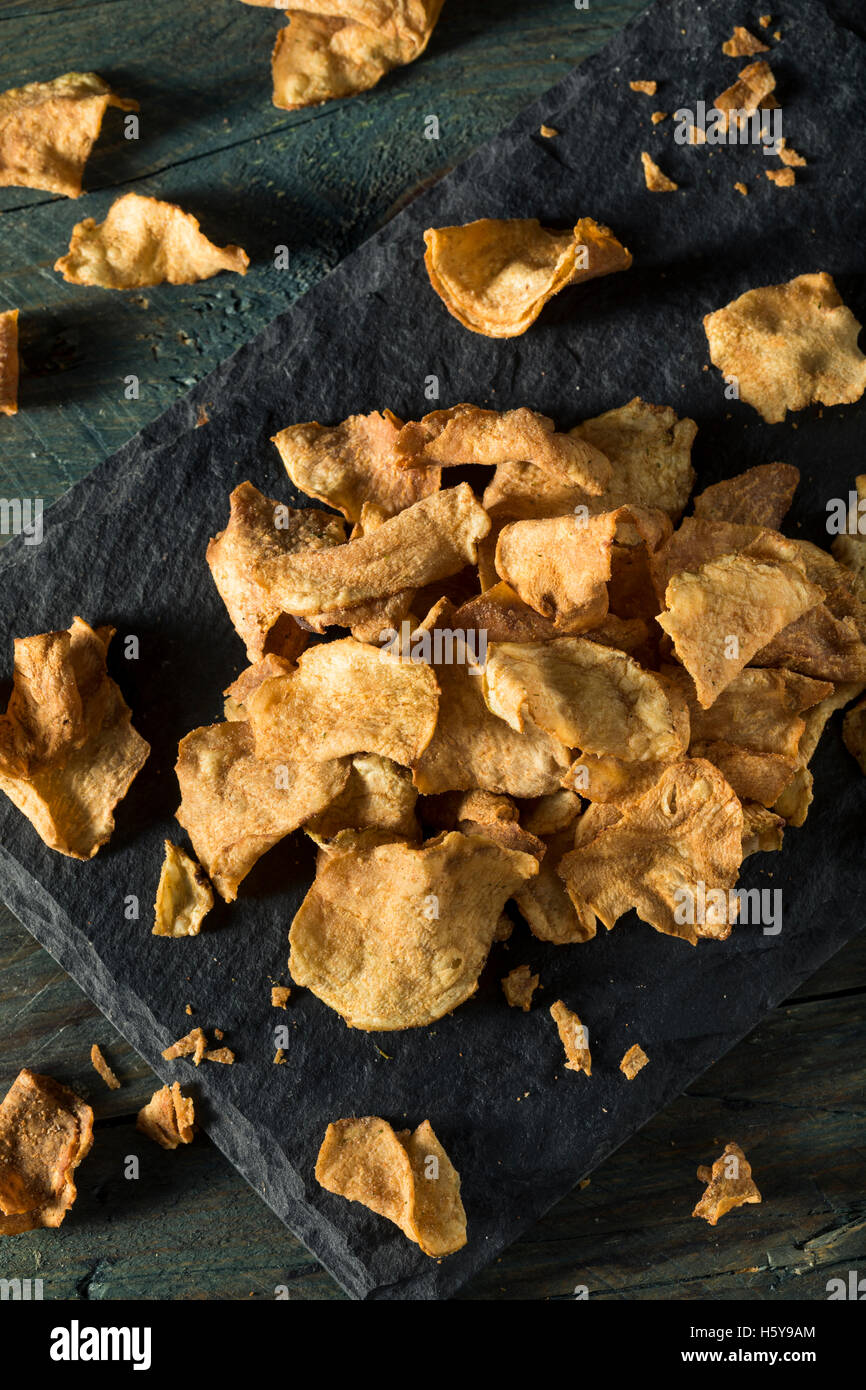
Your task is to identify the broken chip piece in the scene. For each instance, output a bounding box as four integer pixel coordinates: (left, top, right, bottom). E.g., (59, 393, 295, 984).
(423, 216, 631, 337)
(641, 151, 678, 192)
(502, 964, 539, 1011)
(692, 1142, 761, 1225)
(90, 1043, 120, 1091)
(271, 2, 444, 111)
(714, 60, 777, 130)
(0, 309, 19, 417)
(162, 1027, 208, 1067)
(136, 1083, 195, 1150)
(0, 1069, 94, 1234)
(619, 1043, 649, 1079)
(776, 137, 806, 167)
(271, 985, 291, 1008)
(550, 1001, 592, 1076)
(290, 830, 537, 1029)
(629, 79, 657, 94)
(765, 167, 795, 187)
(692, 462, 799, 529)
(153, 840, 214, 938)
(315, 1115, 467, 1256)
(722, 25, 769, 56)
(0, 616, 150, 859)
(0, 72, 137, 198)
(703, 273, 866, 423)
(55, 193, 250, 288)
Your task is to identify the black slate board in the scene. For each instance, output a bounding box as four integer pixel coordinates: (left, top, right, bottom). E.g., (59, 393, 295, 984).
(1, 0, 865, 1300)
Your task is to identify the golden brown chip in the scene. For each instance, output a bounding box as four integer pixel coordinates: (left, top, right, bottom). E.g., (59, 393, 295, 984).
(570, 399, 697, 522)
(136, 1083, 195, 1150)
(89, 1043, 120, 1091)
(651, 111, 667, 123)
(495, 513, 619, 631)
(843, 697, 866, 773)
(423, 216, 632, 338)
(619, 1043, 649, 1079)
(650, 517, 799, 604)
(0, 72, 137, 198)
(550, 1001, 591, 1075)
(722, 25, 769, 56)
(412, 655, 572, 797)
(274, 1048, 286, 1064)
(290, 831, 537, 1029)
(223, 654, 296, 722)
(693, 1142, 761, 1225)
(271, 2, 444, 111)
(246, 637, 439, 768)
(741, 801, 784, 856)
(657, 553, 824, 707)
(421, 787, 544, 859)
(0, 617, 149, 859)
(714, 60, 777, 129)
(315, 1115, 467, 1256)
(273, 410, 440, 523)
(641, 151, 678, 192)
(272, 985, 291, 1008)
(754, 540, 866, 682)
(734, 181, 748, 196)
(558, 760, 743, 945)
(774, 681, 865, 824)
(0, 1069, 94, 1234)
(204, 1048, 234, 1064)
(304, 752, 418, 839)
(776, 138, 806, 167)
(55, 193, 249, 288)
(514, 826, 596, 945)
(629, 79, 657, 94)
(175, 720, 350, 901)
(0, 309, 19, 417)
(208, 481, 346, 662)
(153, 840, 214, 938)
(502, 964, 539, 1011)
(519, 788, 581, 838)
(390, 403, 611, 496)
(482, 638, 689, 763)
(704, 273, 866, 423)
(162, 1027, 208, 1067)
(693, 463, 799, 529)
(539, 124, 558, 137)
(765, 166, 795, 187)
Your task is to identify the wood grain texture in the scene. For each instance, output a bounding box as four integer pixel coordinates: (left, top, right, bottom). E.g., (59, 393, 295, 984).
(0, 0, 864, 1300)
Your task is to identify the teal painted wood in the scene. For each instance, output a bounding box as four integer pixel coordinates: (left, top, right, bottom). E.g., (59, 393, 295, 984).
(1, 0, 864, 1300)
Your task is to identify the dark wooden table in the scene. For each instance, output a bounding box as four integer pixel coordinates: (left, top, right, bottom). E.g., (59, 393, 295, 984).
(1, 0, 864, 1300)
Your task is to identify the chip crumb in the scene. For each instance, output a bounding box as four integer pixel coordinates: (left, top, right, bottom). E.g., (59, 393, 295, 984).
(162, 1027, 208, 1067)
(759, 13, 771, 25)
(693, 1142, 761, 1225)
(205, 1047, 235, 1065)
(271, 985, 291, 1008)
(773, 29, 781, 40)
(501, 964, 539, 1012)
(651, 110, 667, 124)
(273, 1048, 286, 1065)
(641, 150, 678, 192)
(550, 1000, 592, 1076)
(539, 124, 558, 138)
(213, 1028, 224, 1040)
(89, 1043, 121, 1091)
(136, 1082, 195, 1150)
(620, 1043, 649, 1079)
(629, 80, 657, 95)
(722, 25, 769, 56)
(195, 404, 210, 428)
(734, 181, 748, 196)
(766, 167, 795, 186)
(185, 1004, 193, 1015)
(776, 137, 806, 167)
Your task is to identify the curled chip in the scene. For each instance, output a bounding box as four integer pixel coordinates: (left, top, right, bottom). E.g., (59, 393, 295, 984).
(420, 788, 545, 859)
(175, 720, 350, 901)
(289, 831, 537, 1029)
(703, 273, 866, 423)
(55, 193, 249, 288)
(315, 1115, 467, 1257)
(502, 964, 539, 1011)
(0, 309, 19, 416)
(136, 1083, 195, 1150)
(558, 760, 744, 945)
(423, 215, 631, 338)
(495, 513, 619, 631)
(154, 840, 214, 938)
(693, 462, 799, 529)
(246, 637, 439, 766)
(722, 26, 769, 56)
(550, 1001, 591, 1076)
(0, 616, 150, 859)
(90, 1043, 120, 1091)
(570, 398, 697, 521)
(693, 1142, 761, 1226)
(515, 826, 595, 945)
(641, 151, 678, 192)
(741, 801, 784, 857)
(657, 553, 824, 708)
(619, 1043, 649, 1079)
(0, 72, 137, 198)
(0, 1069, 94, 1234)
(272, 411, 440, 523)
(390, 404, 610, 497)
(305, 752, 418, 839)
(482, 639, 689, 763)
(714, 60, 777, 129)
(257, 484, 489, 618)
(843, 697, 866, 773)
(272, 2, 444, 112)
(208, 481, 346, 662)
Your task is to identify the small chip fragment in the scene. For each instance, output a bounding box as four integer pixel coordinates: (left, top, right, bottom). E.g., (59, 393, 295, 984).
(629, 80, 657, 95)
(0, 1069, 94, 1234)
(734, 181, 748, 196)
(501, 965, 539, 1011)
(272, 985, 291, 1008)
(204, 1048, 235, 1065)
(423, 216, 631, 337)
(316, 1115, 467, 1256)
(651, 110, 667, 123)
(89, 1043, 120, 1091)
(162, 1027, 208, 1067)
(136, 1083, 195, 1150)
(765, 167, 795, 187)
(55, 193, 249, 288)
(776, 137, 806, 166)
(274, 1049, 286, 1065)
(759, 14, 771, 26)
(0, 616, 150, 859)
(550, 1001, 592, 1076)
(0, 309, 19, 416)
(641, 151, 678, 192)
(714, 61, 777, 131)
(704, 272, 866, 423)
(693, 1142, 761, 1225)
(154, 841, 214, 938)
(539, 124, 558, 138)
(0, 72, 137, 198)
(619, 1044, 649, 1079)
(722, 26, 769, 56)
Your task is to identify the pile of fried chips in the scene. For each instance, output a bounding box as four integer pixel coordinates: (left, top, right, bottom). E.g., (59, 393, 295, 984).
(0, 1069, 94, 1233)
